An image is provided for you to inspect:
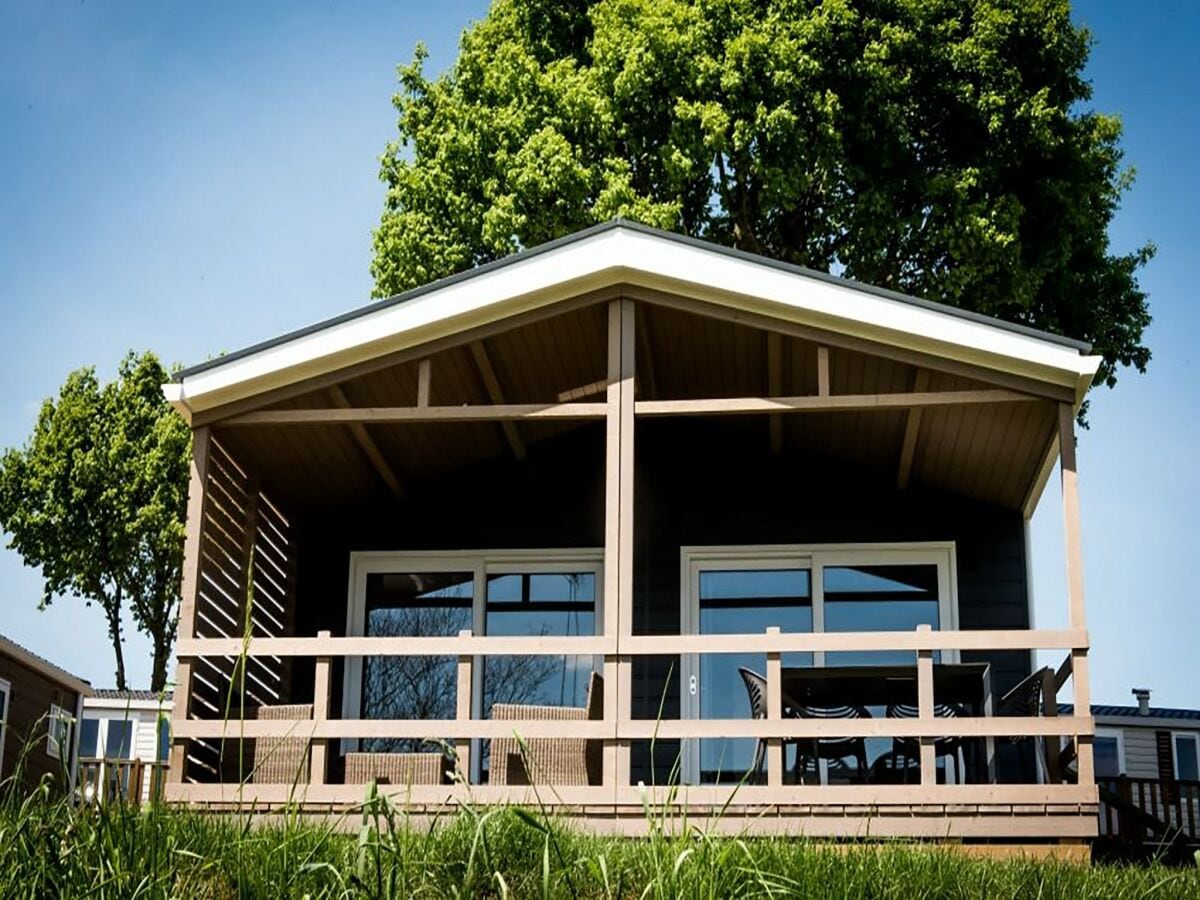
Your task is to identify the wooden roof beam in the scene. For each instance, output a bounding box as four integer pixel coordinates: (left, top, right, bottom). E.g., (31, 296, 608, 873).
(636, 389, 1040, 417)
(328, 385, 404, 499)
(896, 370, 930, 490)
(469, 340, 526, 460)
(224, 403, 609, 425)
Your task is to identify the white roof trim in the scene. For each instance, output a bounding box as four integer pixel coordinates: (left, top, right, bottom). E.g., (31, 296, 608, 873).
(167, 225, 1102, 416)
(83, 697, 172, 713)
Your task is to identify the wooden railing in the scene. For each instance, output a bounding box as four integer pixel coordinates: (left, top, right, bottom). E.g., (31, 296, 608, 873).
(77, 758, 169, 807)
(169, 624, 1095, 809)
(1099, 776, 1200, 843)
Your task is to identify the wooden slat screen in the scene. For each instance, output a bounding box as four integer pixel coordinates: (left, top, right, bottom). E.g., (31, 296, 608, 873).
(185, 437, 293, 782)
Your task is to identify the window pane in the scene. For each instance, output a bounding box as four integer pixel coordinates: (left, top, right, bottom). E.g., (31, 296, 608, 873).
(105, 720, 133, 759)
(79, 719, 100, 758)
(157, 718, 171, 762)
(0, 686, 6, 722)
(1176, 736, 1199, 782)
(824, 564, 939, 666)
(1094, 737, 1121, 778)
(697, 568, 811, 783)
(361, 571, 473, 753)
(484, 572, 597, 713)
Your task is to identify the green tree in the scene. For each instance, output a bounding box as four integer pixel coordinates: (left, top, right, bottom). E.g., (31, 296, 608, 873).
(373, 0, 1151, 403)
(0, 352, 190, 691)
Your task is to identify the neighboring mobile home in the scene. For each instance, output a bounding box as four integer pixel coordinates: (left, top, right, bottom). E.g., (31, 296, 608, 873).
(1063, 689, 1200, 852)
(162, 221, 1101, 846)
(77, 691, 172, 805)
(0, 633, 88, 793)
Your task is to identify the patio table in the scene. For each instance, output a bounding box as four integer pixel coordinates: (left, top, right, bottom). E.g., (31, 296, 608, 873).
(779, 662, 994, 782)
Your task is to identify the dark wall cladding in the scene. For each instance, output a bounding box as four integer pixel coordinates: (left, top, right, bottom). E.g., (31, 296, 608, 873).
(294, 417, 1034, 782)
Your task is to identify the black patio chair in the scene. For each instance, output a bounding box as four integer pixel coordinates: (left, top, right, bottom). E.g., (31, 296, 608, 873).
(997, 665, 1055, 781)
(794, 703, 872, 784)
(886, 701, 968, 784)
(738, 667, 804, 783)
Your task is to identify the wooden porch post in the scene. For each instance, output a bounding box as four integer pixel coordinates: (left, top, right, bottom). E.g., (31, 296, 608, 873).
(603, 298, 635, 796)
(1058, 403, 1094, 787)
(168, 425, 210, 785)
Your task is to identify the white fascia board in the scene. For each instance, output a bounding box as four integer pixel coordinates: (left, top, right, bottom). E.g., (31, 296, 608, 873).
(167, 226, 1099, 416)
(83, 697, 171, 713)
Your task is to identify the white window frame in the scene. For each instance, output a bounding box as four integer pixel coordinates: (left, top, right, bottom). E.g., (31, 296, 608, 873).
(679, 542, 959, 784)
(342, 548, 605, 762)
(46, 703, 74, 761)
(78, 713, 139, 761)
(1172, 730, 1200, 782)
(1094, 727, 1126, 778)
(0, 677, 10, 777)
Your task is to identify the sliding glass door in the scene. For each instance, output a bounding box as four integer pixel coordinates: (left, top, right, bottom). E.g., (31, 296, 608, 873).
(343, 550, 603, 781)
(681, 544, 956, 785)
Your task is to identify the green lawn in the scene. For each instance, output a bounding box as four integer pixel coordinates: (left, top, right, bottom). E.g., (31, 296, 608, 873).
(1, 781, 1196, 898)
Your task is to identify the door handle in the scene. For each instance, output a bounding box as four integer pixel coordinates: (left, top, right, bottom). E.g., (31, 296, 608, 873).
(689, 675, 697, 696)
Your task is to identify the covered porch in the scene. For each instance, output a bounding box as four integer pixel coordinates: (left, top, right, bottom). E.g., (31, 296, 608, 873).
(165, 224, 1100, 839)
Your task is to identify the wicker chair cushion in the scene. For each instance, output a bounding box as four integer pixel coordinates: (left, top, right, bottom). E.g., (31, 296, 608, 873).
(251, 703, 313, 785)
(490, 671, 604, 787)
(344, 752, 444, 785)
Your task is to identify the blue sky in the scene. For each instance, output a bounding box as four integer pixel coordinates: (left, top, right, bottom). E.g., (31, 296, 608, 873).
(1, 2, 1197, 708)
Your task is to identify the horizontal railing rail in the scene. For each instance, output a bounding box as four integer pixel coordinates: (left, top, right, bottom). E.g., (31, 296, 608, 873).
(175, 627, 1089, 658)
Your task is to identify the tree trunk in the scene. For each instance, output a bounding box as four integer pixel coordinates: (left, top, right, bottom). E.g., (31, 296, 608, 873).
(104, 599, 127, 691)
(150, 633, 171, 693)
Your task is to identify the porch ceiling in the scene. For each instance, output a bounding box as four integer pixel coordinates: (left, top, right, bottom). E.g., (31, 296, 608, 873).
(211, 296, 1061, 516)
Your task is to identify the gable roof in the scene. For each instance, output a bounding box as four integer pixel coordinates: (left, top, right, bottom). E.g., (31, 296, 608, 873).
(0, 632, 91, 695)
(165, 220, 1102, 419)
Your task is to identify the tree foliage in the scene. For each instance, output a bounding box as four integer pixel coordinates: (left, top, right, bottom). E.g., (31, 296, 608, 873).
(0, 352, 190, 691)
(373, 0, 1151, 400)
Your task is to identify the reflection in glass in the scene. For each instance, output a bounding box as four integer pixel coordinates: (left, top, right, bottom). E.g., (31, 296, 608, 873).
(79, 718, 100, 758)
(697, 569, 811, 783)
(1094, 737, 1121, 779)
(484, 573, 597, 713)
(823, 564, 940, 781)
(361, 571, 473, 752)
(105, 720, 134, 759)
(1177, 736, 1199, 782)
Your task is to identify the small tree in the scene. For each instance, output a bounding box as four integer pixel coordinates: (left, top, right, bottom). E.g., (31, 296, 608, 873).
(0, 352, 190, 691)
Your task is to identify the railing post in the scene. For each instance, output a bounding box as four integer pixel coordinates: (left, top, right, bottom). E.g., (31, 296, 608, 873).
(765, 626, 783, 787)
(456, 629, 473, 782)
(311, 630, 332, 785)
(916, 624, 936, 785)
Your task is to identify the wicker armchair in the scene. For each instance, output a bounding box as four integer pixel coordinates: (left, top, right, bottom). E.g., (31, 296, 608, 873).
(344, 751, 445, 785)
(251, 703, 313, 784)
(489, 671, 604, 786)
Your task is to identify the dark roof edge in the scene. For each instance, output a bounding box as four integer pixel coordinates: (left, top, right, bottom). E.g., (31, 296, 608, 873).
(176, 219, 1093, 381)
(0, 632, 91, 693)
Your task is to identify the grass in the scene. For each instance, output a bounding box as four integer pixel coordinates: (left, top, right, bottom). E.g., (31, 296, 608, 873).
(2, 775, 1199, 899)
